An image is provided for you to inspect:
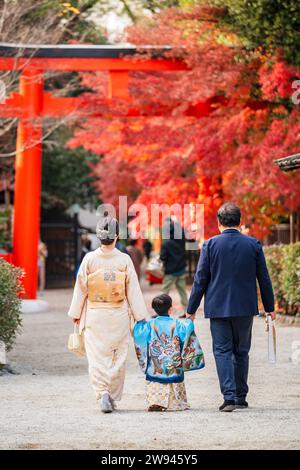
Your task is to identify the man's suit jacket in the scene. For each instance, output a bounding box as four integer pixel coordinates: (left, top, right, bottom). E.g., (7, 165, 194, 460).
(187, 229, 274, 318)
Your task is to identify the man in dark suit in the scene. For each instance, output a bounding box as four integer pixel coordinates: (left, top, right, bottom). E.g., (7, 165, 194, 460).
(186, 203, 275, 412)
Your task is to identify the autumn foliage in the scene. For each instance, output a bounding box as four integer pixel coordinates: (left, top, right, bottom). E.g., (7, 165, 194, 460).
(68, 4, 300, 239)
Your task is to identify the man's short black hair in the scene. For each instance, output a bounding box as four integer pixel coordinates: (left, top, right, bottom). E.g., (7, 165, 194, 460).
(217, 203, 241, 227)
(152, 294, 172, 316)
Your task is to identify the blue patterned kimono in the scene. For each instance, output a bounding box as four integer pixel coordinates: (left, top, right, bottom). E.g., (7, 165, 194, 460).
(133, 316, 205, 384)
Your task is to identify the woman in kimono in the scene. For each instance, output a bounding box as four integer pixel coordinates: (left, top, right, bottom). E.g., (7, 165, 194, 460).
(133, 294, 205, 412)
(68, 212, 148, 413)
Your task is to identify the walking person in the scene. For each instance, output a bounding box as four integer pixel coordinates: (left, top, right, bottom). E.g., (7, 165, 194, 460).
(79, 236, 92, 264)
(74, 235, 92, 278)
(126, 238, 143, 280)
(143, 239, 153, 261)
(116, 239, 129, 255)
(133, 294, 205, 412)
(186, 203, 275, 412)
(38, 239, 48, 293)
(160, 219, 188, 316)
(67, 212, 148, 413)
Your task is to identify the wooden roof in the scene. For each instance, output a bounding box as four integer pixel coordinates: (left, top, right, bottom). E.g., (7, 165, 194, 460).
(274, 153, 300, 172)
(0, 43, 172, 58)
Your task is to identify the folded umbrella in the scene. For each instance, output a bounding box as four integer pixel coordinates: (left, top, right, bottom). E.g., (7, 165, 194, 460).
(265, 315, 276, 364)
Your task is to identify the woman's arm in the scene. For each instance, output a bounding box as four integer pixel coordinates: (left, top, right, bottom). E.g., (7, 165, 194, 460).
(67, 254, 89, 321)
(126, 257, 148, 322)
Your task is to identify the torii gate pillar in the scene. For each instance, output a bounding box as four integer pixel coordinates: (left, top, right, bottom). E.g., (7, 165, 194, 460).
(13, 68, 43, 299)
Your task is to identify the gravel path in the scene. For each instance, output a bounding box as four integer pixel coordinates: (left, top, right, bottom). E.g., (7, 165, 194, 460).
(1, 285, 300, 450)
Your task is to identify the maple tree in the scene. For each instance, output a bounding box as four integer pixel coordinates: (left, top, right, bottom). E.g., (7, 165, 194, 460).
(69, 2, 300, 239)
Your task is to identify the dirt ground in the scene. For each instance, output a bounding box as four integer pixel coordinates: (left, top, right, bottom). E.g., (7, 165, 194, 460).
(1, 282, 300, 450)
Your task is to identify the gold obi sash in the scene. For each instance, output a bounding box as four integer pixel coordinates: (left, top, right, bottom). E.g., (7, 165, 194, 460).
(87, 267, 126, 304)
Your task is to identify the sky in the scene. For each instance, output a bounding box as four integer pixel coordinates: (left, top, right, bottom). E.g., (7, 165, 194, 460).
(88, 1, 152, 43)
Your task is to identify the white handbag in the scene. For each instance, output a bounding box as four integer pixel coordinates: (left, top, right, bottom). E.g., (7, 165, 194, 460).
(146, 255, 164, 279)
(68, 323, 85, 357)
(0, 340, 6, 365)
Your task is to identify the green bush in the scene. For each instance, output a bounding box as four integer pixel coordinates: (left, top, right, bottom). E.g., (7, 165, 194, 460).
(0, 260, 23, 353)
(264, 242, 300, 315)
(280, 243, 300, 315)
(264, 244, 285, 308)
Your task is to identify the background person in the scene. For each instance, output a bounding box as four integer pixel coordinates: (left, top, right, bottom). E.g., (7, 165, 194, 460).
(38, 239, 48, 293)
(79, 236, 92, 264)
(126, 238, 143, 280)
(116, 239, 129, 255)
(143, 239, 153, 261)
(160, 219, 188, 316)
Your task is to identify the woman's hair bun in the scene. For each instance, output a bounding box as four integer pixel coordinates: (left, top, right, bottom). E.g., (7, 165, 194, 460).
(96, 211, 119, 244)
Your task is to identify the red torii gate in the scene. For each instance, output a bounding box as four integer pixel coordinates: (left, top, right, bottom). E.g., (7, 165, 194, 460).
(0, 43, 213, 299)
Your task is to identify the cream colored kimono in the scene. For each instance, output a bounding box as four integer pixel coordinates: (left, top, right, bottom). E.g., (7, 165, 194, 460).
(68, 247, 148, 401)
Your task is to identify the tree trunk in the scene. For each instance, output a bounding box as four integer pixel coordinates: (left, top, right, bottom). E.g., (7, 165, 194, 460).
(296, 210, 300, 242)
(290, 212, 295, 244)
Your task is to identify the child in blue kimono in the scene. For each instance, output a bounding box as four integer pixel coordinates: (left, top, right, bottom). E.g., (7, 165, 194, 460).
(133, 294, 205, 412)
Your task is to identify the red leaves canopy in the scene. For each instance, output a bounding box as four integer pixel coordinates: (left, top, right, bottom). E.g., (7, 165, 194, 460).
(69, 4, 300, 239)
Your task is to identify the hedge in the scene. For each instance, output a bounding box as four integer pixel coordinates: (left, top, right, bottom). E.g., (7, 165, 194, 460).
(0, 259, 23, 354)
(264, 242, 300, 315)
